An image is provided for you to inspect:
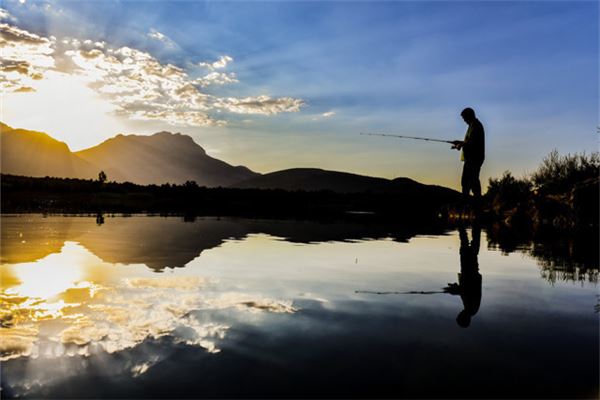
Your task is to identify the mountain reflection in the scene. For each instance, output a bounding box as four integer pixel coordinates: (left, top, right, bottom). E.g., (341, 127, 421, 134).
(1, 215, 446, 271)
(3, 215, 597, 277)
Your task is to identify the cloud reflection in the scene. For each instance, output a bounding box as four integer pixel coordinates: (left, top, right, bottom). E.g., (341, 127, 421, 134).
(0, 241, 296, 371)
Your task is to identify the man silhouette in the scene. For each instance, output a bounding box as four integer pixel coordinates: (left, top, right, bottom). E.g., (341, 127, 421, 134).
(452, 108, 485, 209)
(444, 225, 482, 328)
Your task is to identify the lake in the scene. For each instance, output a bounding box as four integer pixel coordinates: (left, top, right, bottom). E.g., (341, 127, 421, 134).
(1, 215, 598, 398)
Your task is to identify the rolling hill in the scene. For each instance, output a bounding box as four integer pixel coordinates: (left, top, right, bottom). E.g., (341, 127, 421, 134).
(232, 168, 459, 198)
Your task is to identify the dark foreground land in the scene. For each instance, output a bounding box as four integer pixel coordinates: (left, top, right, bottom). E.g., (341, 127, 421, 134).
(0, 174, 460, 221)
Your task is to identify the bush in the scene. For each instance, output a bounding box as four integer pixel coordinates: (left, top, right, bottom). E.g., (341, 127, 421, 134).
(486, 171, 532, 214)
(531, 150, 599, 195)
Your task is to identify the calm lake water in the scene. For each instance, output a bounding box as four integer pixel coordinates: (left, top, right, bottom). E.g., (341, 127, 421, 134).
(1, 215, 598, 398)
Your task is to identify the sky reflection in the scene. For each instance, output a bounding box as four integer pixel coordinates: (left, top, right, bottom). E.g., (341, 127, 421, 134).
(1, 215, 597, 398)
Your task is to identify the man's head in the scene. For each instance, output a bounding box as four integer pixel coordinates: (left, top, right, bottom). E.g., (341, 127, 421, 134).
(461, 107, 476, 124)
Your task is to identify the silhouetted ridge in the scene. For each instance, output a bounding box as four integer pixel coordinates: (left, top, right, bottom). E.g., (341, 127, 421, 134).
(233, 168, 456, 198)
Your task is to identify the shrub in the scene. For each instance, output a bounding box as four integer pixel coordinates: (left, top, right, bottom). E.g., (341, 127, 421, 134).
(531, 150, 599, 194)
(486, 171, 532, 214)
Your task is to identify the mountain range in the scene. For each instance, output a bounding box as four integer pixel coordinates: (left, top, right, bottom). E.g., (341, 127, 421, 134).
(1, 122, 458, 196)
(1, 122, 258, 187)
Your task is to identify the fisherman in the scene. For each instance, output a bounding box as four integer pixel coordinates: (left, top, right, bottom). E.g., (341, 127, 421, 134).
(451, 107, 485, 208)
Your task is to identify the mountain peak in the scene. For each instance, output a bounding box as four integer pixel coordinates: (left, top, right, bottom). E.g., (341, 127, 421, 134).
(72, 128, 258, 186)
(102, 131, 201, 151)
(152, 130, 180, 137)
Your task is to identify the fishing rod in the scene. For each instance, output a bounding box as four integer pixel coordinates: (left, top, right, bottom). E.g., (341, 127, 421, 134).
(360, 132, 456, 144)
(355, 290, 445, 295)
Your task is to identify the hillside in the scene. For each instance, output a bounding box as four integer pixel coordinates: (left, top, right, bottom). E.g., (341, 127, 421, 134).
(0, 123, 260, 186)
(233, 168, 458, 199)
(75, 131, 259, 186)
(0, 122, 97, 179)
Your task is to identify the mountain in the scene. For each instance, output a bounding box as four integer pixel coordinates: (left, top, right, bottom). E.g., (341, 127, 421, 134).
(1, 122, 458, 199)
(233, 168, 390, 192)
(0, 123, 259, 186)
(0, 122, 97, 179)
(232, 167, 459, 197)
(75, 131, 259, 186)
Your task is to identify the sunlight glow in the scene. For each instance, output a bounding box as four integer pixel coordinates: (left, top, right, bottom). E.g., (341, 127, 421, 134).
(3, 71, 127, 150)
(5, 242, 86, 300)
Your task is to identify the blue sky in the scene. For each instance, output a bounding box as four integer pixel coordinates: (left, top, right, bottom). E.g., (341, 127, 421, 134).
(2, 0, 597, 189)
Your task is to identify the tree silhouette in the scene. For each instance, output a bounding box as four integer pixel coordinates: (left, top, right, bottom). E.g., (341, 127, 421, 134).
(98, 170, 107, 184)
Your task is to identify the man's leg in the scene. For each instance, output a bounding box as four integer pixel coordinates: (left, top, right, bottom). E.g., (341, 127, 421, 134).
(461, 162, 471, 196)
(471, 163, 482, 212)
(461, 163, 472, 216)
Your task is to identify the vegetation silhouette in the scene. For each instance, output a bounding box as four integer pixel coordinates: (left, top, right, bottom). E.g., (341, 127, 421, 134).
(0, 173, 458, 222)
(484, 150, 599, 231)
(98, 170, 107, 184)
(486, 222, 598, 284)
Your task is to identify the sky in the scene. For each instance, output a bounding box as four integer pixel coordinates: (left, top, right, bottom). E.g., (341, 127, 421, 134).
(1, 0, 597, 189)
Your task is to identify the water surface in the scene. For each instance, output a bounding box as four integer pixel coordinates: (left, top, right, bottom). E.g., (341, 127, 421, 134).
(1, 215, 597, 398)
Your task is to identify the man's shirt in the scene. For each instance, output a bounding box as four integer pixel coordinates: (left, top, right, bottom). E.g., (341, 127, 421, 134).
(461, 118, 485, 164)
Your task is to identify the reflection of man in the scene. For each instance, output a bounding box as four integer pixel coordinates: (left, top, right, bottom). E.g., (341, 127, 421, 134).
(444, 225, 482, 328)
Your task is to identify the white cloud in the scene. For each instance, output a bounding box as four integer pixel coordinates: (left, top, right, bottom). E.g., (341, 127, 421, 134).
(215, 95, 305, 115)
(147, 28, 176, 48)
(0, 22, 304, 127)
(199, 55, 233, 70)
(193, 71, 238, 87)
(311, 110, 335, 121)
(0, 8, 16, 22)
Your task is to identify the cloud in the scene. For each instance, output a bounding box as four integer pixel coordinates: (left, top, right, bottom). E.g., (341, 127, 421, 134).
(310, 110, 335, 121)
(215, 95, 305, 115)
(194, 71, 238, 87)
(0, 8, 17, 22)
(198, 55, 233, 70)
(0, 23, 55, 92)
(0, 22, 304, 126)
(13, 85, 35, 92)
(147, 28, 176, 48)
